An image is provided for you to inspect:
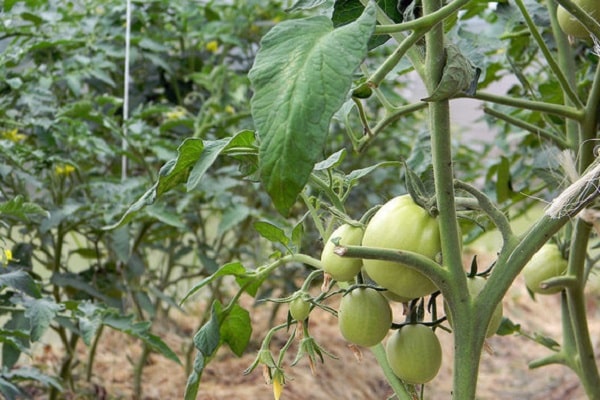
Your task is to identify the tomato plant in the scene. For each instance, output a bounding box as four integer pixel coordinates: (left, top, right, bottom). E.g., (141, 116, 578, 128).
(362, 195, 441, 299)
(385, 324, 442, 385)
(337, 287, 392, 347)
(18, 0, 597, 398)
(523, 243, 568, 295)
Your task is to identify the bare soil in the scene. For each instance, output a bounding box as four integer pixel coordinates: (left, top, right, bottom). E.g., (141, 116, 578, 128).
(24, 273, 600, 400)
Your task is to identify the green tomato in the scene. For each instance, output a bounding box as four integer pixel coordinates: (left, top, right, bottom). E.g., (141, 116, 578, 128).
(289, 296, 311, 321)
(445, 276, 503, 338)
(362, 195, 441, 299)
(557, 0, 600, 38)
(385, 324, 442, 384)
(523, 243, 568, 295)
(338, 287, 392, 347)
(321, 223, 364, 282)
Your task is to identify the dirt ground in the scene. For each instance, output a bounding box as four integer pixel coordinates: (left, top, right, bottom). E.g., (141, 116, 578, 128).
(24, 271, 600, 400)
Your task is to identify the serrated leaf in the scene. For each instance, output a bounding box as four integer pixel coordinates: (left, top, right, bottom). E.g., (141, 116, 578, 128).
(180, 262, 247, 305)
(23, 298, 64, 342)
(5, 366, 62, 390)
(0, 329, 31, 356)
(314, 149, 346, 171)
(145, 205, 186, 229)
(220, 304, 251, 357)
(249, 4, 376, 214)
(77, 302, 103, 346)
(0, 270, 41, 299)
(50, 272, 118, 306)
(346, 161, 401, 183)
(496, 317, 521, 336)
(0, 196, 47, 221)
(103, 138, 204, 230)
(187, 132, 250, 191)
(253, 221, 289, 246)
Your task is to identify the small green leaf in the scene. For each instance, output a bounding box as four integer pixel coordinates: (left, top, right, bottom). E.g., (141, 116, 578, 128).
(0, 196, 47, 221)
(496, 317, 521, 336)
(5, 366, 62, 391)
(187, 134, 246, 191)
(23, 298, 64, 342)
(103, 138, 204, 230)
(253, 221, 289, 246)
(180, 262, 247, 305)
(0, 270, 41, 298)
(346, 161, 401, 183)
(249, 3, 376, 214)
(193, 302, 222, 356)
(314, 149, 347, 171)
(77, 302, 103, 346)
(220, 304, 251, 357)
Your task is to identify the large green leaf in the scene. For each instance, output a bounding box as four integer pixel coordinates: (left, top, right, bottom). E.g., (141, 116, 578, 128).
(249, 3, 376, 214)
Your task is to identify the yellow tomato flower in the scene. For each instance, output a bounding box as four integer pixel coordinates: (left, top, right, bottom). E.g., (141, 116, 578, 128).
(55, 164, 76, 176)
(2, 249, 13, 266)
(272, 369, 285, 400)
(1, 129, 26, 142)
(164, 107, 187, 121)
(205, 40, 219, 54)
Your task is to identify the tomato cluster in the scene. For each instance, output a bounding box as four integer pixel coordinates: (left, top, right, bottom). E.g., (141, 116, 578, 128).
(315, 194, 509, 386)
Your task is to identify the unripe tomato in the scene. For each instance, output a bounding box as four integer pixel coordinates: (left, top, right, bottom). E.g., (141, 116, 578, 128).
(445, 276, 503, 338)
(289, 296, 311, 321)
(557, 0, 600, 38)
(321, 223, 364, 282)
(362, 195, 441, 299)
(523, 243, 567, 295)
(338, 287, 392, 347)
(385, 324, 442, 384)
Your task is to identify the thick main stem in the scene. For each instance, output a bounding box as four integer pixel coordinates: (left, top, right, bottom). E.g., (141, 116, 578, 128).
(422, 0, 480, 399)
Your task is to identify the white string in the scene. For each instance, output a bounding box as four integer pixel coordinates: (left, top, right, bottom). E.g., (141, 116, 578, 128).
(592, 34, 600, 57)
(545, 155, 600, 218)
(122, 0, 132, 181)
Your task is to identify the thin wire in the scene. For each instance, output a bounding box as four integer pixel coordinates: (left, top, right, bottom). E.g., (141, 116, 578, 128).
(122, 0, 132, 181)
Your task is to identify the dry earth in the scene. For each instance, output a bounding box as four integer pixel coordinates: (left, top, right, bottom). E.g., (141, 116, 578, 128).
(23, 270, 600, 400)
